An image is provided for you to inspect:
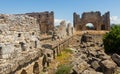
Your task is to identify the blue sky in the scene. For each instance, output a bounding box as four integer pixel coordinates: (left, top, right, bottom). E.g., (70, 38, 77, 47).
(0, 0, 120, 25)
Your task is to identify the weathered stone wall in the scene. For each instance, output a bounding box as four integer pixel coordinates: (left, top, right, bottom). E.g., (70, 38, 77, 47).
(0, 14, 40, 59)
(26, 11, 54, 34)
(73, 11, 110, 31)
(54, 20, 74, 40)
(67, 23, 74, 36)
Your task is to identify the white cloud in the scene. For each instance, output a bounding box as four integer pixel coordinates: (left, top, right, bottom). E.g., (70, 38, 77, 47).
(110, 16, 120, 24)
(54, 19, 71, 26)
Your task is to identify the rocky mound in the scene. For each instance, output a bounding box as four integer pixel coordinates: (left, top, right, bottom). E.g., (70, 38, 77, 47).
(70, 34, 120, 74)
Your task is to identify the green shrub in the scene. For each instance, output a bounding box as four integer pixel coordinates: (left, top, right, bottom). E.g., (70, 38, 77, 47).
(55, 64, 72, 74)
(103, 25, 120, 54)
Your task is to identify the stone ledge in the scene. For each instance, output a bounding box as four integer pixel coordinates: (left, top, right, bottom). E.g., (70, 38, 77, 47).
(0, 49, 41, 74)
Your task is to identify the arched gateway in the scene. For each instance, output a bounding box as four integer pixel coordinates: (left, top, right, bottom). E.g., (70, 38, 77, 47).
(73, 11, 110, 31)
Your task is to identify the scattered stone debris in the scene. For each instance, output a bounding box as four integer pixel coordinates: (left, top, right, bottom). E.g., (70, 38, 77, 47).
(69, 33, 120, 74)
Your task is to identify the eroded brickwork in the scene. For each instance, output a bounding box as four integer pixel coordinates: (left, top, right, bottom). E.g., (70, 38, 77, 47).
(0, 14, 42, 74)
(73, 11, 110, 31)
(26, 11, 54, 34)
(0, 14, 41, 59)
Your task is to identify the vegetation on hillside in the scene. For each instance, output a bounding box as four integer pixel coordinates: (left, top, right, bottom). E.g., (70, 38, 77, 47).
(103, 25, 120, 54)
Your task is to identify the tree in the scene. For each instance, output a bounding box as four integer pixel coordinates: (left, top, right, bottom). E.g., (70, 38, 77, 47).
(103, 25, 120, 54)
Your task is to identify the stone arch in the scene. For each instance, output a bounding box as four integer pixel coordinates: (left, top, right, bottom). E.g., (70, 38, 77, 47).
(35, 40, 37, 48)
(33, 62, 39, 74)
(32, 32, 35, 35)
(0, 47, 2, 59)
(85, 23, 95, 30)
(73, 11, 110, 31)
(19, 42, 26, 51)
(82, 19, 100, 30)
(18, 33, 21, 37)
(21, 69, 27, 74)
(53, 50, 55, 59)
(0, 30, 2, 34)
(101, 24, 106, 30)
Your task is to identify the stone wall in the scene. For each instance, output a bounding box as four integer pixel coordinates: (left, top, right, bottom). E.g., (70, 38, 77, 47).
(26, 11, 54, 34)
(54, 20, 74, 40)
(67, 23, 74, 36)
(73, 11, 110, 31)
(0, 14, 40, 59)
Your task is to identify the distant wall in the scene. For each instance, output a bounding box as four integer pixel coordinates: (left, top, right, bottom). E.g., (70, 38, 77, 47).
(73, 11, 110, 31)
(26, 11, 54, 34)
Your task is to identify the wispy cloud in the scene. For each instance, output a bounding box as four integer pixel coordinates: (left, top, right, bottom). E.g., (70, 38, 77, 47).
(110, 16, 120, 24)
(54, 19, 71, 26)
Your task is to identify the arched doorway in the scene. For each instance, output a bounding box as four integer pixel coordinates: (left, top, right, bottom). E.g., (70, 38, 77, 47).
(0, 47, 2, 59)
(33, 62, 39, 74)
(85, 23, 95, 30)
(21, 69, 27, 74)
(74, 12, 110, 31)
(101, 24, 106, 30)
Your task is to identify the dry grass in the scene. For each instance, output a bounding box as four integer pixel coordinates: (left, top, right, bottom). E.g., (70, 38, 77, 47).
(47, 48, 73, 74)
(56, 50, 72, 65)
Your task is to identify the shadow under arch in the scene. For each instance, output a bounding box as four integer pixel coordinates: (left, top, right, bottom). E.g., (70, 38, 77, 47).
(33, 62, 39, 74)
(21, 69, 27, 74)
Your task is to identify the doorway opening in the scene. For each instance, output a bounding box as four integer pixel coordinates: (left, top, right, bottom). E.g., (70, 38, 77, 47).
(85, 23, 95, 30)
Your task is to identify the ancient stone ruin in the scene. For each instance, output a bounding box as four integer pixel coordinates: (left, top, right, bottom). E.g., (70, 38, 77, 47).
(0, 12, 75, 73)
(52, 20, 74, 40)
(26, 11, 54, 34)
(0, 14, 40, 59)
(1, 11, 120, 74)
(73, 11, 110, 31)
(0, 13, 43, 74)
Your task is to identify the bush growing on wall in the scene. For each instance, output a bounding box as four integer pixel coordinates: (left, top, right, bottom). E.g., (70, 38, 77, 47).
(103, 25, 120, 54)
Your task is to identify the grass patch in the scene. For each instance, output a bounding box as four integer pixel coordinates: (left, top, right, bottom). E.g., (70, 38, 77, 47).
(56, 48, 73, 65)
(63, 48, 73, 54)
(57, 53, 62, 56)
(55, 64, 72, 74)
(56, 51, 71, 64)
(47, 48, 73, 74)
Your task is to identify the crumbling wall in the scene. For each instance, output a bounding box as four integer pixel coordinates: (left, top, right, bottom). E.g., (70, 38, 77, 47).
(26, 11, 54, 34)
(67, 23, 74, 36)
(53, 20, 74, 40)
(73, 11, 110, 31)
(0, 14, 40, 59)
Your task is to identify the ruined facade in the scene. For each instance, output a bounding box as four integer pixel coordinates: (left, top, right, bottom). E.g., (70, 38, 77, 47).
(26, 11, 54, 34)
(73, 11, 110, 31)
(0, 12, 74, 73)
(0, 14, 41, 59)
(0, 14, 43, 74)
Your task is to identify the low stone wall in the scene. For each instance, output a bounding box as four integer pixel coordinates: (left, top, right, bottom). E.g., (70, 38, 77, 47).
(52, 36, 74, 59)
(0, 49, 41, 74)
